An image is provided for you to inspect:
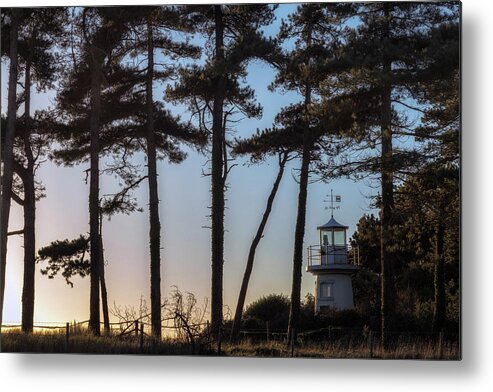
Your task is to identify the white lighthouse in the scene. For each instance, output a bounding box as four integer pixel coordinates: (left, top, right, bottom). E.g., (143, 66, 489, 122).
(306, 197, 360, 312)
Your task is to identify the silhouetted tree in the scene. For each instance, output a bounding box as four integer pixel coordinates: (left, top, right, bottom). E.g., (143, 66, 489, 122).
(52, 6, 205, 335)
(37, 236, 91, 286)
(413, 20, 460, 332)
(0, 8, 20, 329)
(5, 7, 67, 333)
(38, 177, 146, 334)
(272, 3, 352, 345)
(54, 7, 136, 335)
(350, 214, 381, 273)
(230, 127, 296, 341)
(314, 2, 459, 345)
(130, 6, 201, 339)
(167, 4, 280, 338)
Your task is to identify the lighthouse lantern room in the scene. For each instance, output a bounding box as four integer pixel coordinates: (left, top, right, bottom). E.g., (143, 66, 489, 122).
(306, 193, 360, 312)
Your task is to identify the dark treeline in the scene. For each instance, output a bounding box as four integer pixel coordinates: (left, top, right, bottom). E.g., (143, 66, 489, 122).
(0, 2, 459, 347)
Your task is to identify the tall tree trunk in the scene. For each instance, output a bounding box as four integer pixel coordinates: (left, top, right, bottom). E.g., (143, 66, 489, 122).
(0, 10, 19, 329)
(21, 33, 37, 334)
(99, 216, 110, 335)
(210, 4, 227, 339)
(287, 138, 311, 346)
(287, 14, 313, 346)
(230, 152, 289, 342)
(146, 16, 162, 339)
(88, 47, 103, 336)
(380, 2, 396, 348)
(99, 247, 110, 335)
(432, 218, 446, 333)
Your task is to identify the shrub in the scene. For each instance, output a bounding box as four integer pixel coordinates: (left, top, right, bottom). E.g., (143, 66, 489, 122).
(243, 294, 289, 330)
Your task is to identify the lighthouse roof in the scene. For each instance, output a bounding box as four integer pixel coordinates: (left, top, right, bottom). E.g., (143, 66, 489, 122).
(317, 216, 349, 230)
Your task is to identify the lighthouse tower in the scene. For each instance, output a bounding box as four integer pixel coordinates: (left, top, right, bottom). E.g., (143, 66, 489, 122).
(306, 195, 360, 312)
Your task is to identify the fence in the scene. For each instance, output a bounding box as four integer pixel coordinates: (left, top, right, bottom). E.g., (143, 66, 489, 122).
(1, 318, 210, 354)
(1, 321, 459, 359)
(218, 325, 459, 359)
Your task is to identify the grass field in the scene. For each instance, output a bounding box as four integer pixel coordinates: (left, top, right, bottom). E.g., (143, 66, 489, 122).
(1, 330, 460, 359)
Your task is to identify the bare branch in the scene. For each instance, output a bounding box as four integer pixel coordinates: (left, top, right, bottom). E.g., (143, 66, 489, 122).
(7, 229, 24, 236)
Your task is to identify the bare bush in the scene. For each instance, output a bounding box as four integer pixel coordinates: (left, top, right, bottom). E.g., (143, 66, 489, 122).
(164, 286, 209, 352)
(111, 287, 209, 353)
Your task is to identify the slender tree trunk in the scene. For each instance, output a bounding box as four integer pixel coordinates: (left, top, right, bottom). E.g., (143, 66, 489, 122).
(88, 47, 103, 336)
(230, 152, 289, 342)
(287, 138, 311, 346)
(380, 2, 396, 348)
(0, 10, 19, 329)
(21, 35, 37, 334)
(433, 218, 446, 333)
(146, 16, 162, 339)
(287, 14, 313, 346)
(210, 4, 227, 339)
(99, 216, 110, 335)
(99, 246, 110, 335)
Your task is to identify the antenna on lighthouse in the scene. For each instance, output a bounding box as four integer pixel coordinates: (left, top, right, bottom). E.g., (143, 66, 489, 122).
(324, 189, 342, 217)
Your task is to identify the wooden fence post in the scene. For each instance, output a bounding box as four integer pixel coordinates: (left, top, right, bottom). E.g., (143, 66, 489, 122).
(217, 327, 222, 356)
(140, 322, 144, 352)
(135, 320, 139, 337)
(65, 322, 70, 353)
(369, 330, 373, 359)
(291, 328, 295, 358)
(438, 331, 444, 359)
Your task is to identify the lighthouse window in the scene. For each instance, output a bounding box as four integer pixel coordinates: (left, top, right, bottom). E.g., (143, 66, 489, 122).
(320, 282, 334, 299)
(334, 231, 345, 246)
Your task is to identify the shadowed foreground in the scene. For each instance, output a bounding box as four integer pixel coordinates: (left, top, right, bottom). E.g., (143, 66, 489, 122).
(1, 331, 459, 359)
(1, 331, 212, 355)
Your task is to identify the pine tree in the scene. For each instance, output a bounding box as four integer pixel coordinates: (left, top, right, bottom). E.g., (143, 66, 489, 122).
(5, 8, 67, 333)
(271, 3, 352, 345)
(54, 7, 137, 335)
(408, 19, 460, 332)
(229, 128, 296, 341)
(52, 6, 205, 335)
(0, 8, 20, 329)
(37, 236, 91, 287)
(81, 8, 108, 335)
(37, 177, 149, 326)
(137, 6, 201, 339)
(315, 2, 459, 346)
(167, 4, 279, 338)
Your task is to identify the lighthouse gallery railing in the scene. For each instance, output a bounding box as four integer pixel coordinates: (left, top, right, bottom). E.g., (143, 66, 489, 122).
(307, 244, 360, 267)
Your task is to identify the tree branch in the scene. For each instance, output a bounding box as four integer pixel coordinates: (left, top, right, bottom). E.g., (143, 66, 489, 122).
(7, 229, 24, 236)
(11, 191, 25, 206)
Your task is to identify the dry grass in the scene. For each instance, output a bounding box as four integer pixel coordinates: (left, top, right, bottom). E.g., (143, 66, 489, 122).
(225, 339, 460, 360)
(1, 330, 207, 355)
(1, 330, 460, 359)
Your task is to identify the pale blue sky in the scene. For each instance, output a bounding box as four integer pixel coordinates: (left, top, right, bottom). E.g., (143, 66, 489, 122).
(1, 4, 381, 324)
